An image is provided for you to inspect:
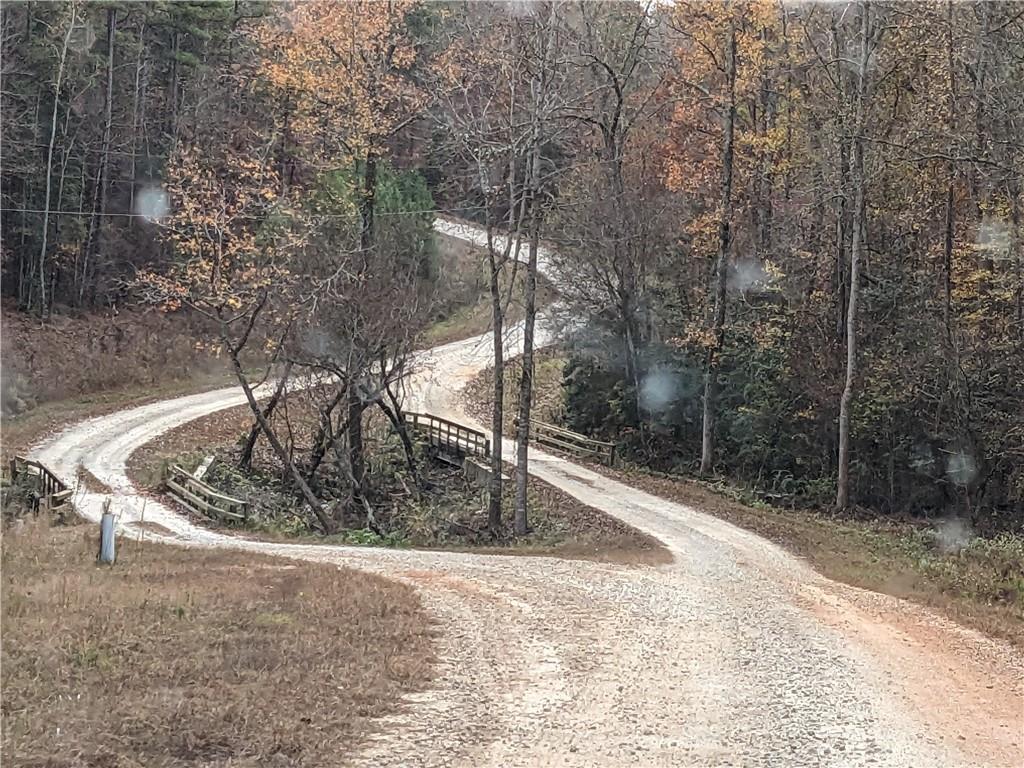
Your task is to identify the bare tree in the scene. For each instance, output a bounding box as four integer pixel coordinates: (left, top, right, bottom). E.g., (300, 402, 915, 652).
(514, 2, 567, 536)
(699, 15, 737, 478)
(836, 1, 879, 511)
(35, 2, 77, 317)
(433, 4, 537, 535)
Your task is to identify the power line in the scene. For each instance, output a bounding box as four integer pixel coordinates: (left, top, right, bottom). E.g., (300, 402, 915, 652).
(2, 142, 168, 160)
(0, 204, 492, 219)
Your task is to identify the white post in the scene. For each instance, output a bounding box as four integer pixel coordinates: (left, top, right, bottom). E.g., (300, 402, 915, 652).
(98, 501, 116, 564)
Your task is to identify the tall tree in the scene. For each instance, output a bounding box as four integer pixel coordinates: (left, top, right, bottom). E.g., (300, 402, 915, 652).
(35, 2, 78, 317)
(514, 1, 567, 536)
(836, 2, 878, 511)
(699, 12, 737, 477)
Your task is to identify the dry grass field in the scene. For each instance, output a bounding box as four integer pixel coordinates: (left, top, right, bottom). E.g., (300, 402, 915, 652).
(1, 518, 435, 767)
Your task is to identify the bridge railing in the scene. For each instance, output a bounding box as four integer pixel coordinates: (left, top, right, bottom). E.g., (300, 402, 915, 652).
(8, 455, 74, 509)
(522, 419, 617, 466)
(404, 412, 491, 459)
(165, 464, 248, 522)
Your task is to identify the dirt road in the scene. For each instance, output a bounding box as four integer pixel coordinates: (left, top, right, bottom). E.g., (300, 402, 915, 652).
(30, 222, 1024, 767)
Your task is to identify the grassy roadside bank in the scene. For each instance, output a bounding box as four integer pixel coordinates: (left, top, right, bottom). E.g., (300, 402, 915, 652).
(1, 518, 434, 766)
(465, 355, 1024, 647)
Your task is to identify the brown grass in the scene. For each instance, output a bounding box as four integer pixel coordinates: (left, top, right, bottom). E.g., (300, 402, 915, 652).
(1, 301, 228, 413)
(1, 519, 435, 767)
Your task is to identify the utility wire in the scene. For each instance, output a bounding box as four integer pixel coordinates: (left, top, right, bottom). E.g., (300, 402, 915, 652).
(0, 204, 492, 219)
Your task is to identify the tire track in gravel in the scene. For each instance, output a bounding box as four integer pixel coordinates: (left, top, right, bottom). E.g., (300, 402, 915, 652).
(29, 220, 1023, 767)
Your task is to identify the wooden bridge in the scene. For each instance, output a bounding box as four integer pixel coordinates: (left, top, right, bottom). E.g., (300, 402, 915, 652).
(405, 411, 617, 468)
(403, 412, 491, 461)
(525, 419, 617, 466)
(165, 464, 249, 523)
(7, 455, 74, 511)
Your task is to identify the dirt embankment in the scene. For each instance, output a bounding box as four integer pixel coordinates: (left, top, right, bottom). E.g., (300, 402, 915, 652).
(1, 301, 227, 415)
(0, 302, 241, 463)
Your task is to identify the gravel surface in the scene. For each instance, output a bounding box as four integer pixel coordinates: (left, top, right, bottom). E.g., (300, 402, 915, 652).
(29, 221, 1024, 767)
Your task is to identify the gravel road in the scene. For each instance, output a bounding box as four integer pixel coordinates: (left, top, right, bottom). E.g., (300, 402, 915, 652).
(29, 222, 1024, 767)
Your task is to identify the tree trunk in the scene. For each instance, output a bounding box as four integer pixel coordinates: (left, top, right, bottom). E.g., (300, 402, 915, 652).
(360, 152, 378, 253)
(80, 7, 117, 307)
(699, 19, 737, 478)
(238, 361, 293, 471)
(223, 325, 333, 533)
(836, 1, 871, 512)
(514, 194, 540, 537)
(942, 0, 956, 343)
(36, 5, 77, 317)
(376, 396, 420, 488)
(347, 387, 366, 502)
(487, 236, 505, 535)
(129, 22, 146, 222)
(836, 139, 851, 339)
(168, 30, 180, 146)
(344, 152, 378, 503)
(483, 155, 528, 536)
(305, 388, 347, 487)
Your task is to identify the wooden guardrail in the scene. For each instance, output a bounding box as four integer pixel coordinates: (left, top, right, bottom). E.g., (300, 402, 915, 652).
(9, 455, 73, 509)
(404, 412, 491, 459)
(524, 419, 617, 466)
(165, 464, 248, 522)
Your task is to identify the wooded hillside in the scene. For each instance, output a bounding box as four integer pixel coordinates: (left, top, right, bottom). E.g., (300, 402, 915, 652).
(2, 1, 1021, 533)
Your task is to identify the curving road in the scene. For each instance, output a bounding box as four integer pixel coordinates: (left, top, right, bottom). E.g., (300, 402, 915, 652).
(30, 221, 1024, 767)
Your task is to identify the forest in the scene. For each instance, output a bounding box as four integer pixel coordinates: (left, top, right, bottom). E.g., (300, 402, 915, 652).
(2, 0, 1022, 535)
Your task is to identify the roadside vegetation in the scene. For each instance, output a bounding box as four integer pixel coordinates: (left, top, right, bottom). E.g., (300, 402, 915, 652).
(0, 516, 434, 767)
(605, 466, 1024, 647)
(124, 398, 669, 566)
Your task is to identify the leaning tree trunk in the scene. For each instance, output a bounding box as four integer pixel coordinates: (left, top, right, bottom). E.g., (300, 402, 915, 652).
(376, 396, 420, 489)
(699, 19, 737, 478)
(222, 324, 333, 533)
(238, 361, 293, 471)
(347, 388, 366, 505)
(836, 1, 871, 512)
(305, 388, 347, 488)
